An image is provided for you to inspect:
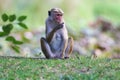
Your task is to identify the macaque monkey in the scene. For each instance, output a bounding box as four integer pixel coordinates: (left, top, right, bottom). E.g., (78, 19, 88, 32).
(40, 8, 73, 59)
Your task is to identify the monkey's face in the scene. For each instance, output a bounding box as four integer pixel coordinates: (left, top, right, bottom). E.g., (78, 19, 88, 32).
(53, 12, 63, 23)
(49, 8, 64, 24)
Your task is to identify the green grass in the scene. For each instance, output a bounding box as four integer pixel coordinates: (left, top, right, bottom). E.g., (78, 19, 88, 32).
(0, 55, 120, 80)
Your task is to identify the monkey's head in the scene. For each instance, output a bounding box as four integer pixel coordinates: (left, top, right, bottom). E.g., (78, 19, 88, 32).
(48, 8, 64, 24)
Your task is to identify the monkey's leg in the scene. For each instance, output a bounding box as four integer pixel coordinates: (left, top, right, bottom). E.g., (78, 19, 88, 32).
(40, 37, 55, 59)
(65, 37, 74, 58)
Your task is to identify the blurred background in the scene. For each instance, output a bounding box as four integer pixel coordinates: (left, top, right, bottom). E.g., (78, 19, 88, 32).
(0, 0, 120, 58)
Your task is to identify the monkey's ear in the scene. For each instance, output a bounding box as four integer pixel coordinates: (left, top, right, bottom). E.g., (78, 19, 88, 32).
(48, 11, 51, 16)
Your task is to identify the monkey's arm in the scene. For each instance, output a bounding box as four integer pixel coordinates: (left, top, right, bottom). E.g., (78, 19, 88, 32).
(46, 27, 57, 43)
(46, 23, 64, 43)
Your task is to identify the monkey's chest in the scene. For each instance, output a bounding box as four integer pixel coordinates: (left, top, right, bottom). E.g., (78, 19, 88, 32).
(50, 33, 63, 52)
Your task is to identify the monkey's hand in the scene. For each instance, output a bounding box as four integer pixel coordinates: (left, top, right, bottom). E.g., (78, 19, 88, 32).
(58, 22, 64, 28)
(54, 23, 64, 31)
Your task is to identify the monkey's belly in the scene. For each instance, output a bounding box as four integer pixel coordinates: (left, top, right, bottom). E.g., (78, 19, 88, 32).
(50, 34, 62, 53)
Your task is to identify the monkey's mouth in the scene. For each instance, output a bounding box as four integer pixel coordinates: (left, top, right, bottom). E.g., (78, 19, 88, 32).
(55, 18, 62, 23)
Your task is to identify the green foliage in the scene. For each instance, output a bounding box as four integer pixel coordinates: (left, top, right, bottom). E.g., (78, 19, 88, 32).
(6, 36, 15, 42)
(18, 22, 28, 29)
(0, 13, 28, 53)
(11, 45, 20, 53)
(9, 14, 16, 22)
(18, 16, 27, 22)
(6, 36, 23, 45)
(0, 56, 120, 80)
(1, 13, 8, 22)
(2, 24, 13, 34)
(0, 32, 8, 37)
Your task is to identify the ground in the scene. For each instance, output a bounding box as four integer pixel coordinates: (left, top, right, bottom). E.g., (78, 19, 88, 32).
(0, 55, 120, 80)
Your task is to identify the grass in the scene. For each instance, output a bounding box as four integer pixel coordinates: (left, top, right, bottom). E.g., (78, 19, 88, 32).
(0, 55, 120, 80)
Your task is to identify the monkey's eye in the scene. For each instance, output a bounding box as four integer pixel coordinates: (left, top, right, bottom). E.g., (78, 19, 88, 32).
(56, 14, 63, 16)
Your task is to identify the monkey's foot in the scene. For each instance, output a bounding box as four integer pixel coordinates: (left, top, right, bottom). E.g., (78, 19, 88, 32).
(64, 57, 69, 59)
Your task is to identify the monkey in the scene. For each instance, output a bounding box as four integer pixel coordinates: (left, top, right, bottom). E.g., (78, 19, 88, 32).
(40, 8, 73, 59)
